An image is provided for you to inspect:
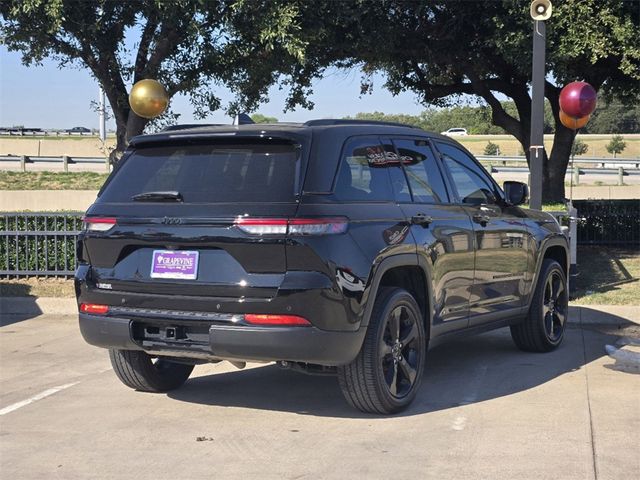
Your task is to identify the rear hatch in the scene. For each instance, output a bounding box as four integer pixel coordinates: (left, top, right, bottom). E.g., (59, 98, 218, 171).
(81, 137, 304, 299)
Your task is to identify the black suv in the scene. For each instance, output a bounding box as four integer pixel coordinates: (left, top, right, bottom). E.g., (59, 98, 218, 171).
(76, 119, 569, 414)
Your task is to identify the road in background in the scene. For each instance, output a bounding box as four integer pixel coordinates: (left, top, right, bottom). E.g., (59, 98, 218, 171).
(1, 313, 638, 479)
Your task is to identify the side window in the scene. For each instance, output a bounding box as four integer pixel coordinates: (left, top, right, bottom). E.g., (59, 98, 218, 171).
(381, 141, 412, 202)
(333, 137, 395, 201)
(437, 143, 498, 205)
(393, 138, 448, 203)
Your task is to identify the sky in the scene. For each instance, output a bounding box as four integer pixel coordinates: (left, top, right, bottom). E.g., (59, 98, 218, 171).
(0, 45, 428, 131)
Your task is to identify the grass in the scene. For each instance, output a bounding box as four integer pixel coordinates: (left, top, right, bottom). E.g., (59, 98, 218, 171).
(0, 277, 75, 298)
(571, 246, 640, 305)
(459, 134, 640, 158)
(0, 171, 108, 190)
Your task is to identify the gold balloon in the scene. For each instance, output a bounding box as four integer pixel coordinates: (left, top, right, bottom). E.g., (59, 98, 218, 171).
(129, 79, 168, 119)
(559, 109, 590, 130)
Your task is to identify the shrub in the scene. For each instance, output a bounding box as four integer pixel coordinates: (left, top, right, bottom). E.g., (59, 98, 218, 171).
(483, 141, 500, 155)
(570, 139, 589, 157)
(606, 135, 626, 157)
(0, 213, 82, 275)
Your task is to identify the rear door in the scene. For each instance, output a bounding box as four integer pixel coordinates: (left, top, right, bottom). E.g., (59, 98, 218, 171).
(82, 139, 302, 299)
(387, 137, 475, 330)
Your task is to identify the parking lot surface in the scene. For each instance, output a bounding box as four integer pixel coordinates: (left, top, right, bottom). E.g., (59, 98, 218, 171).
(1, 313, 638, 479)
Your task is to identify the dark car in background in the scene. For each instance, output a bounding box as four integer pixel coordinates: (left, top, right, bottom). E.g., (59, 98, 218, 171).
(75, 119, 569, 414)
(66, 126, 91, 134)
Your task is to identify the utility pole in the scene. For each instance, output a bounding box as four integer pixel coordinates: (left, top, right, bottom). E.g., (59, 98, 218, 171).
(528, 0, 552, 210)
(99, 86, 106, 142)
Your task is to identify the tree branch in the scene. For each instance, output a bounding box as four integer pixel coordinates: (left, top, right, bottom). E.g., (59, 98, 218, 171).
(134, 12, 160, 82)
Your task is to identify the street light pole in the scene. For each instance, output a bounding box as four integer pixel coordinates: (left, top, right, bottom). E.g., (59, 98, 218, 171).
(529, 0, 552, 210)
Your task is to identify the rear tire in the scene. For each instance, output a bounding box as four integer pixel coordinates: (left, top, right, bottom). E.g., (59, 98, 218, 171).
(109, 349, 194, 392)
(511, 259, 568, 352)
(337, 287, 426, 414)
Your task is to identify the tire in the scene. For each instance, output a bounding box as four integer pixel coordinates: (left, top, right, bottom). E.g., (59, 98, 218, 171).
(109, 349, 194, 392)
(511, 259, 568, 353)
(337, 287, 426, 414)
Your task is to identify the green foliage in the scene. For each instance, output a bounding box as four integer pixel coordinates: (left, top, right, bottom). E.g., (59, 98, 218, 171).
(298, 0, 639, 202)
(606, 135, 626, 157)
(587, 101, 640, 134)
(570, 139, 589, 157)
(483, 141, 500, 156)
(250, 113, 278, 123)
(0, 214, 81, 273)
(0, 0, 310, 155)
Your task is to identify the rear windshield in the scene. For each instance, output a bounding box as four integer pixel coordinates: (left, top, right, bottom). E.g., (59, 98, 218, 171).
(99, 142, 300, 203)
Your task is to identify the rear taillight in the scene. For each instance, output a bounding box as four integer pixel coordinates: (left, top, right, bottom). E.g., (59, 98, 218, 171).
(235, 217, 348, 236)
(82, 216, 116, 232)
(79, 303, 109, 315)
(244, 314, 311, 327)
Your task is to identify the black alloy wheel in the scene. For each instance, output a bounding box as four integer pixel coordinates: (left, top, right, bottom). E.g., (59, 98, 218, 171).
(542, 269, 567, 343)
(380, 305, 421, 398)
(510, 259, 568, 352)
(338, 287, 426, 414)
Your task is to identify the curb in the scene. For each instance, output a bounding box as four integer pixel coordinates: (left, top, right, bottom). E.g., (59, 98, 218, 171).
(1, 297, 77, 316)
(569, 305, 640, 326)
(1, 297, 639, 326)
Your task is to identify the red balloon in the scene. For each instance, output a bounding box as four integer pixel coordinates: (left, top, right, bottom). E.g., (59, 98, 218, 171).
(559, 81, 597, 118)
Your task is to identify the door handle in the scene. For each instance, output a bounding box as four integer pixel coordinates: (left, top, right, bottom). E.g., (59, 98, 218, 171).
(473, 213, 491, 226)
(411, 214, 433, 227)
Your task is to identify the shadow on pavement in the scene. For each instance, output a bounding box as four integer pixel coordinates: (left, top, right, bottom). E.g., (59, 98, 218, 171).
(168, 322, 626, 418)
(0, 292, 43, 326)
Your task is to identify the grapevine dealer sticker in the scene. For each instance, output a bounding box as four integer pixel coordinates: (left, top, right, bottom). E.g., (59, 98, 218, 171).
(150, 250, 199, 280)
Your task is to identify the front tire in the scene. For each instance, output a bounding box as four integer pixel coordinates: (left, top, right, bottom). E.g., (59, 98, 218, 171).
(338, 287, 426, 414)
(109, 349, 194, 392)
(511, 259, 568, 352)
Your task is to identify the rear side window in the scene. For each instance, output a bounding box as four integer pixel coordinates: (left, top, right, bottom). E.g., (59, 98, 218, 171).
(333, 137, 401, 202)
(393, 138, 448, 203)
(99, 142, 299, 203)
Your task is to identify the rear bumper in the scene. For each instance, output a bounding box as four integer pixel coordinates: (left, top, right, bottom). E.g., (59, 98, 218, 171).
(79, 313, 366, 366)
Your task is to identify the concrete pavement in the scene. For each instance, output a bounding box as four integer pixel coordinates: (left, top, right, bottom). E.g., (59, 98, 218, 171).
(1, 313, 638, 479)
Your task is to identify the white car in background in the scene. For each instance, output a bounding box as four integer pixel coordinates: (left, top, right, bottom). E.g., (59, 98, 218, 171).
(441, 128, 468, 136)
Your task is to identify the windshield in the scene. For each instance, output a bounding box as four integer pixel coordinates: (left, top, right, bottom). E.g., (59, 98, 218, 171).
(99, 142, 300, 203)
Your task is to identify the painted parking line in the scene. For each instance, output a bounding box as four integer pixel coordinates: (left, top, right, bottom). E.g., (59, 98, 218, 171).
(0, 382, 79, 416)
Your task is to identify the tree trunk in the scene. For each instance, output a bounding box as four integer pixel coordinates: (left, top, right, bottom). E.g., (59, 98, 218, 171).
(544, 126, 575, 203)
(108, 111, 149, 164)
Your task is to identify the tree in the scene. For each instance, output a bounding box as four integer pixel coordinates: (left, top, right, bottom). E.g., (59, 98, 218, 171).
(250, 113, 278, 123)
(0, 0, 307, 162)
(586, 100, 640, 134)
(606, 135, 626, 158)
(290, 0, 639, 202)
(570, 139, 588, 157)
(484, 141, 500, 156)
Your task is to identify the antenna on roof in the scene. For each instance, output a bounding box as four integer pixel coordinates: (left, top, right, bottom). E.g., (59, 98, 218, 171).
(233, 113, 255, 125)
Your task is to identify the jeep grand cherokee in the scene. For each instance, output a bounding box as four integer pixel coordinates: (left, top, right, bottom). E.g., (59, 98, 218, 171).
(76, 119, 569, 414)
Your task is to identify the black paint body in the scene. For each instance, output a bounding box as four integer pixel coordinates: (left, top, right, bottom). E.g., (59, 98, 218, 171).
(76, 122, 568, 365)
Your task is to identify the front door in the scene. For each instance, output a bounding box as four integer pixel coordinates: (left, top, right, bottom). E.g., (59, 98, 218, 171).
(435, 142, 531, 324)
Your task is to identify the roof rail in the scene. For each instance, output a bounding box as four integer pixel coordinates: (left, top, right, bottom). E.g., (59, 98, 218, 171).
(303, 119, 421, 129)
(162, 124, 222, 132)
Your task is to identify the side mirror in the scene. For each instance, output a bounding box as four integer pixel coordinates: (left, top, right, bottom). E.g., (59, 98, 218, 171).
(503, 181, 529, 206)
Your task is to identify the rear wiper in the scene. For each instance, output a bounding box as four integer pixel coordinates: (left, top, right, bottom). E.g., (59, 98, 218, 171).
(131, 191, 183, 202)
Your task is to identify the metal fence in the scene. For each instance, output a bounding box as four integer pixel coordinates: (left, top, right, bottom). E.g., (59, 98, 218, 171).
(573, 200, 640, 246)
(0, 212, 82, 277)
(1, 204, 637, 278)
